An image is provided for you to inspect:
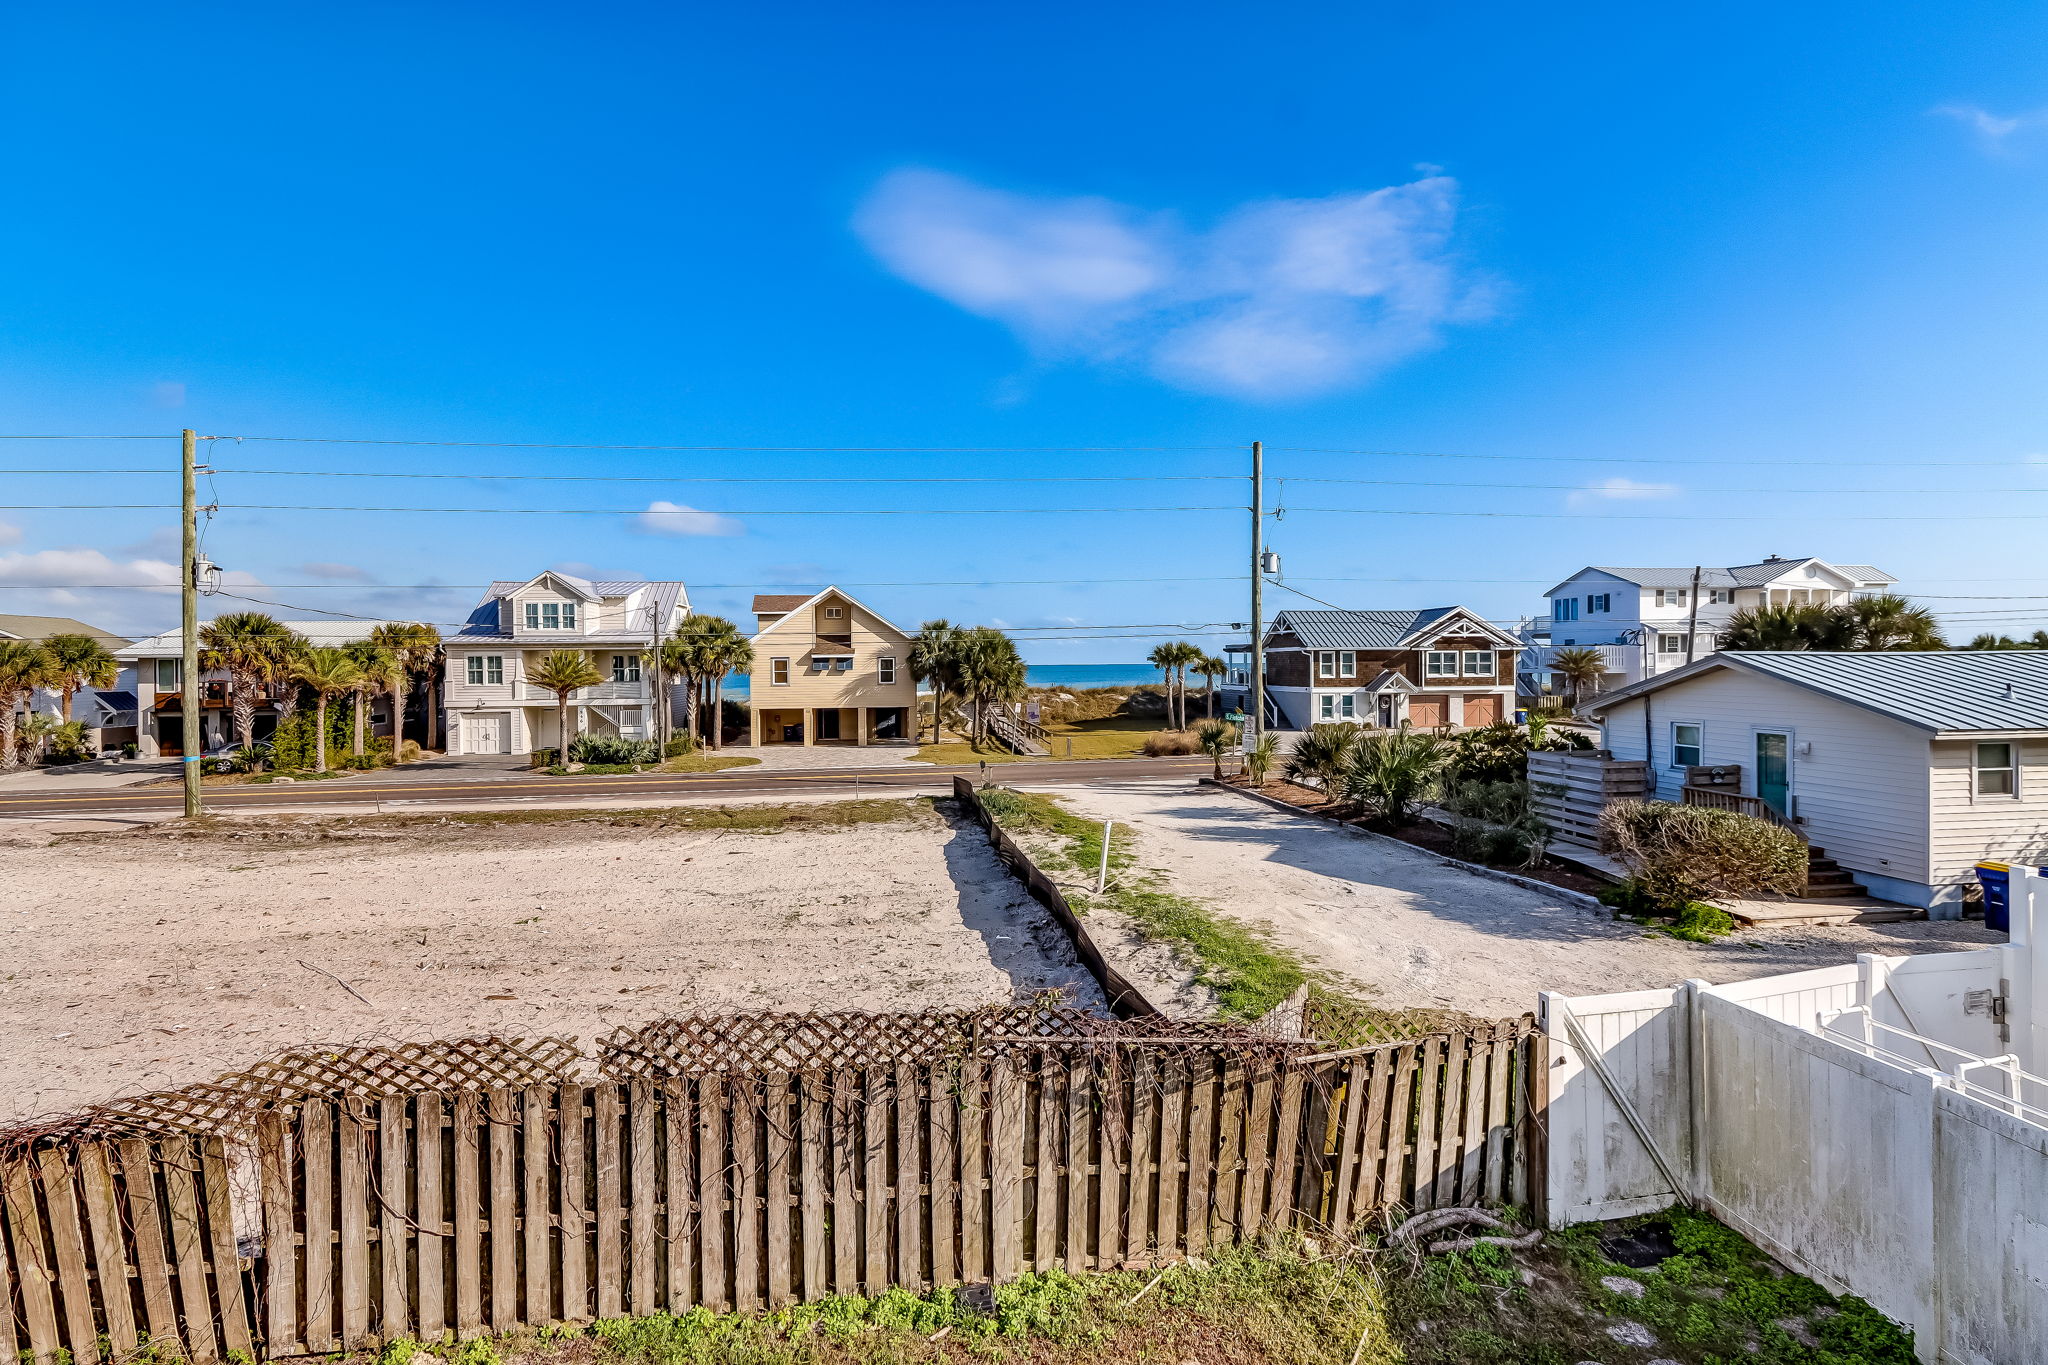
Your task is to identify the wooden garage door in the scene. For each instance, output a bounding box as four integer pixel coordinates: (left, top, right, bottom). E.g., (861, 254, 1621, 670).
(1463, 694, 1500, 727)
(1408, 695, 1447, 728)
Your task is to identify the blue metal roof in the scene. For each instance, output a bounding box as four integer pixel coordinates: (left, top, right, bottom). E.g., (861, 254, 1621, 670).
(1593, 650, 2048, 734)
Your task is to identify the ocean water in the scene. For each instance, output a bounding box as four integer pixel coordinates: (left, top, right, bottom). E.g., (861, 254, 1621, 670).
(719, 662, 1158, 696)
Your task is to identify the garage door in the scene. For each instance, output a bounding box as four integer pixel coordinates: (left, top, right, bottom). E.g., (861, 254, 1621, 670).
(1463, 694, 1500, 727)
(1408, 695, 1447, 728)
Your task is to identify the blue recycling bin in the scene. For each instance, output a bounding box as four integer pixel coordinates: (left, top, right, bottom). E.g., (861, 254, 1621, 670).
(1976, 862, 2021, 932)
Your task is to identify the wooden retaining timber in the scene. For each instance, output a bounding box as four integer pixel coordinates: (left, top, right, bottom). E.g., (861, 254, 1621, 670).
(1527, 750, 1650, 850)
(0, 1023, 1541, 1362)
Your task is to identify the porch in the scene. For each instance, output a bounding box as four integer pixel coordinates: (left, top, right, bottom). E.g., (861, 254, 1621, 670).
(750, 705, 912, 747)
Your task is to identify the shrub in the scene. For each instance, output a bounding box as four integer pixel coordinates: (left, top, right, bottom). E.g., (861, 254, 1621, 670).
(1194, 718, 1239, 778)
(268, 704, 352, 772)
(1446, 720, 1530, 785)
(530, 747, 558, 769)
(569, 734, 658, 765)
(1245, 732, 1279, 784)
(1599, 799, 1807, 908)
(45, 720, 96, 764)
(662, 734, 697, 758)
(1141, 729, 1202, 756)
(1282, 722, 1361, 791)
(1339, 729, 1452, 826)
(397, 738, 422, 762)
(223, 741, 275, 774)
(1442, 778, 1552, 867)
(120, 742, 138, 759)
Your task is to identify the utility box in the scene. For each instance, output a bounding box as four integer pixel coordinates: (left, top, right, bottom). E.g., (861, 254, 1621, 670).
(1685, 763, 1742, 789)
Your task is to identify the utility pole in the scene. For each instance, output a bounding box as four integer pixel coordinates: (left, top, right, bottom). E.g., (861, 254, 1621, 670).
(1249, 440, 1265, 747)
(1684, 564, 1704, 665)
(180, 429, 202, 818)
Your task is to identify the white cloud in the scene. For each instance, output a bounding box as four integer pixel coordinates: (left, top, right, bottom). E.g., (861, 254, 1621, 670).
(630, 501, 743, 538)
(1566, 478, 1679, 508)
(0, 522, 19, 547)
(853, 168, 1495, 400)
(1934, 102, 2048, 151)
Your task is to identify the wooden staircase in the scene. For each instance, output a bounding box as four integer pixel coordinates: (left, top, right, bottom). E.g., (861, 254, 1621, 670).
(986, 713, 1050, 757)
(1800, 845, 1869, 899)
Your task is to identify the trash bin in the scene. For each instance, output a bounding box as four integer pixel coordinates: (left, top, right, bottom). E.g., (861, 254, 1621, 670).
(1976, 862, 2012, 932)
(1513, 709, 1528, 725)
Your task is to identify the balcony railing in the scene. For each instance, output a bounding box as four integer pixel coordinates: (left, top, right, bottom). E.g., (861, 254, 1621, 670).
(1681, 783, 1800, 835)
(513, 680, 647, 703)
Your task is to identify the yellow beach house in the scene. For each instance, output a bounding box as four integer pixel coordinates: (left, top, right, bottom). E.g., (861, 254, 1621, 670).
(747, 587, 917, 747)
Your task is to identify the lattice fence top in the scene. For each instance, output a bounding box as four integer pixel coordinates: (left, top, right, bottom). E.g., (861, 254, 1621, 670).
(1303, 996, 1537, 1052)
(597, 1005, 1296, 1078)
(0, 1034, 579, 1153)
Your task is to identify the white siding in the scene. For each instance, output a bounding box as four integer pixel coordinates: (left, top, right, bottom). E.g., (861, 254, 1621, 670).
(1928, 736, 2048, 894)
(1600, 670, 1934, 886)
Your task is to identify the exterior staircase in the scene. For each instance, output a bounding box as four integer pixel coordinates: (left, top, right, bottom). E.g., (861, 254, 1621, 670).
(1800, 846, 1868, 899)
(986, 713, 1050, 757)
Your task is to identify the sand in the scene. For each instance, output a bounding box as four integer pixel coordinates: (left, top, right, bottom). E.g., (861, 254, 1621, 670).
(1034, 779, 2005, 1018)
(0, 802, 1099, 1123)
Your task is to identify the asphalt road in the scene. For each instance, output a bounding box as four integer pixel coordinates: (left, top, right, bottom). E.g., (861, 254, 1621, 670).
(0, 756, 1213, 818)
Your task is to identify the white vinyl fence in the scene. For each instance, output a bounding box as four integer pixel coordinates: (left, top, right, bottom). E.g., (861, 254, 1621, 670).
(1542, 939, 2044, 1365)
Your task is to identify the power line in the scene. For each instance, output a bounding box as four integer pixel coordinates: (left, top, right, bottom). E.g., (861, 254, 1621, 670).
(209, 503, 1248, 516)
(208, 434, 1243, 453)
(200, 468, 1239, 485)
(1273, 445, 2047, 470)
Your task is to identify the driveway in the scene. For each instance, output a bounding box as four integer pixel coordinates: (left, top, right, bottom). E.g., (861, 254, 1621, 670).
(1034, 779, 2003, 1018)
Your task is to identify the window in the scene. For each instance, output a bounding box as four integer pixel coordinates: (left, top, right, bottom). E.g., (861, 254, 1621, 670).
(1339, 694, 1355, 719)
(1316, 650, 1337, 677)
(878, 656, 897, 684)
(611, 655, 641, 684)
(1319, 694, 1336, 721)
(523, 601, 578, 630)
(1659, 634, 1687, 654)
(833, 657, 853, 673)
(824, 606, 843, 619)
(1655, 589, 1688, 607)
(1425, 650, 1458, 677)
(1551, 598, 1579, 622)
(1708, 588, 1734, 605)
(1462, 649, 1495, 676)
(770, 657, 790, 685)
(466, 655, 504, 685)
(1587, 593, 1610, 614)
(1671, 722, 1703, 769)
(154, 658, 181, 690)
(1338, 650, 1356, 677)
(1976, 742, 2017, 797)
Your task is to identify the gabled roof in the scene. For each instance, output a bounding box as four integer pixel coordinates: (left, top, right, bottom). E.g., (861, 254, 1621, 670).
(752, 586, 908, 642)
(1361, 669, 1415, 693)
(458, 577, 688, 640)
(117, 620, 401, 657)
(0, 613, 128, 650)
(1549, 559, 1895, 595)
(751, 594, 811, 614)
(1581, 650, 2048, 735)
(1266, 607, 1519, 651)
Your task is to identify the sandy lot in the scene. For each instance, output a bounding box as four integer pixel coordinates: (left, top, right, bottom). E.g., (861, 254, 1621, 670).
(0, 802, 1098, 1123)
(1036, 779, 2004, 1018)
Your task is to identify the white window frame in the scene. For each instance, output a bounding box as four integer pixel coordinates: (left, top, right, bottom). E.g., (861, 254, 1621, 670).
(1339, 693, 1355, 719)
(611, 654, 641, 684)
(1425, 650, 1458, 678)
(1461, 649, 1495, 676)
(770, 657, 790, 686)
(878, 656, 897, 684)
(1319, 694, 1336, 721)
(824, 605, 844, 619)
(1975, 741, 2018, 799)
(1708, 588, 1734, 605)
(1316, 650, 1337, 678)
(1588, 593, 1610, 613)
(155, 658, 181, 690)
(1659, 634, 1687, 654)
(1670, 721, 1703, 770)
(1656, 589, 1688, 608)
(466, 655, 504, 686)
(1338, 650, 1356, 677)
(524, 601, 578, 631)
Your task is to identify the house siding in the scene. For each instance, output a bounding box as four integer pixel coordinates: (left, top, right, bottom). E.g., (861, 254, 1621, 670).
(1599, 671, 1935, 892)
(1928, 737, 2048, 896)
(749, 593, 917, 741)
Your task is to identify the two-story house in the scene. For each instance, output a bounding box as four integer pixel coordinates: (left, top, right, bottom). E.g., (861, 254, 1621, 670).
(3, 613, 137, 749)
(1523, 557, 1897, 696)
(444, 572, 689, 756)
(747, 588, 917, 746)
(119, 619, 401, 757)
(1224, 607, 1522, 731)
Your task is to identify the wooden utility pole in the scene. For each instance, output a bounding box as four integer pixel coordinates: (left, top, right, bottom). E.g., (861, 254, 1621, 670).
(1249, 440, 1265, 746)
(1684, 565, 1704, 664)
(180, 429, 202, 817)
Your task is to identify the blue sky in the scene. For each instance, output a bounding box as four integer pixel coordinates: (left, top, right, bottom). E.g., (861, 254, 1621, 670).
(3, 2, 2047, 655)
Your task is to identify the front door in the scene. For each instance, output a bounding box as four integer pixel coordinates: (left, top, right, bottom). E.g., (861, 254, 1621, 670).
(816, 708, 841, 741)
(1378, 694, 1398, 728)
(1756, 731, 1790, 815)
(470, 715, 503, 754)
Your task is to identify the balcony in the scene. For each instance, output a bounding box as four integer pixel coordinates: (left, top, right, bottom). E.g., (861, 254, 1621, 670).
(1521, 643, 1634, 675)
(513, 680, 648, 704)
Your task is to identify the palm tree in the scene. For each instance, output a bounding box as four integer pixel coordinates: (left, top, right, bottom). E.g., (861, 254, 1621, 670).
(1146, 642, 1178, 729)
(1195, 718, 1239, 780)
(342, 641, 398, 760)
(292, 647, 362, 772)
(1340, 729, 1452, 826)
(955, 626, 1026, 748)
(370, 622, 440, 760)
(1194, 653, 1227, 719)
(1845, 594, 1945, 650)
(529, 650, 605, 759)
(0, 641, 54, 772)
(1245, 732, 1280, 785)
(657, 630, 704, 750)
(1548, 647, 1610, 709)
(40, 633, 118, 723)
(1963, 630, 2048, 651)
(411, 625, 447, 750)
(909, 620, 963, 742)
(692, 619, 753, 750)
(199, 612, 298, 750)
(16, 711, 60, 766)
(1282, 721, 1359, 793)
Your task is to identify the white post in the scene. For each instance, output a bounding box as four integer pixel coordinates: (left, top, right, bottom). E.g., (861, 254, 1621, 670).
(1096, 820, 1113, 895)
(2015, 869, 2046, 1075)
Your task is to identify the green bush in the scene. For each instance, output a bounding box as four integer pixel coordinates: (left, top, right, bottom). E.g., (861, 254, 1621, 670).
(1339, 729, 1452, 826)
(662, 734, 697, 758)
(1599, 799, 1807, 907)
(573, 763, 639, 775)
(1282, 722, 1361, 791)
(46, 720, 96, 763)
(530, 747, 558, 769)
(1442, 778, 1552, 867)
(1446, 720, 1530, 784)
(268, 704, 352, 771)
(570, 734, 658, 765)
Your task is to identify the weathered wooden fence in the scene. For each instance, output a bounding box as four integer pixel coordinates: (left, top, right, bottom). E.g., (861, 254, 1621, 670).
(1, 1020, 1540, 1362)
(1527, 750, 1649, 850)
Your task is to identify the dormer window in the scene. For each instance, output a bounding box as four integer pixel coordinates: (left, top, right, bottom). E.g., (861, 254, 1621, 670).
(824, 606, 844, 619)
(524, 602, 577, 630)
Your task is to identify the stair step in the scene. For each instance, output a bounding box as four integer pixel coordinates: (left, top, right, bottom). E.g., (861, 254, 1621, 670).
(1799, 883, 1871, 899)
(1807, 871, 1860, 887)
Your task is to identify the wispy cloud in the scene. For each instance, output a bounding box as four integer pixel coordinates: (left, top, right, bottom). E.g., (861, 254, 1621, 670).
(0, 522, 19, 548)
(1933, 102, 2048, 152)
(630, 501, 743, 538)
(853, 168, 1495, 401)
(295, 561, 375, 582)
(1566, 477, 1679, 508)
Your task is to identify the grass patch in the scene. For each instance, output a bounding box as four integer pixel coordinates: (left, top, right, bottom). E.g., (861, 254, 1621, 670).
(139, 799, 933, 844)
(914, 714, 1186, 766)
(655, 753, 760, 774)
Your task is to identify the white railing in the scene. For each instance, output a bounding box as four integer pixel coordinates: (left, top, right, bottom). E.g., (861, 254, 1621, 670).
(1820, 1006, 2048, 1128)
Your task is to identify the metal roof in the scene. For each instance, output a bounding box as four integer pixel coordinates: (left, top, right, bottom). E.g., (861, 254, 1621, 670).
(0, 613, 128, 650)
(461, 578, 687, 639)
(1566, 559, 1896, 592)
(1268, 607, 1515, 650)
(118, 620, 401, 657)
(1588, 650, 2048, 734)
